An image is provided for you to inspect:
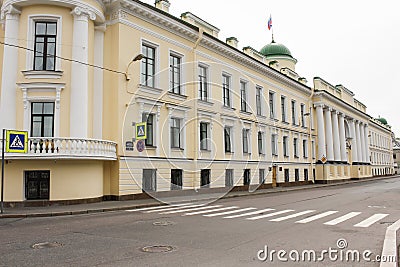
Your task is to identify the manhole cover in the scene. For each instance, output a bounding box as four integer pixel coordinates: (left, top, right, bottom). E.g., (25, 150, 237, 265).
(32, 242, 63, 249)
(153, 221, 175, 226)
(141, 245, 174, 253)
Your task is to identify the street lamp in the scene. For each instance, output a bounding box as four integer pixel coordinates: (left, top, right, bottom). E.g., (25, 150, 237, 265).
(125, 54, 144, 81)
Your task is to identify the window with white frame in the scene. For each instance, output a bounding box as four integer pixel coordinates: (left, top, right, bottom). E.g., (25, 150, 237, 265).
(271, 133, 278, 156)
(200, 122, 209, 150)
(242, 128, 250, 153)
(303, 139, 308, 158)
(199, 65, 208, 101)
(240, 80, 248, 112)
(142, 113, 154, 146)
(291, 100, 297, 125)
(300, 104, 306, 127)
(31, 102, 54, 137)
(34, 22, 57, 71)
(269, 91, 275, 119)
(258, 131, 264, 155)
(224, 127, 232, 153)
(222, 74, 231, 107)
(170, 118, 182, 149)
(283, 136, 289, 157)
(141, 44, 156, 87)
(169, 54, 181, 94)
(281, 96, 287, 122)
(256, 86, 263, 116)
(312, 140, 315, 159)
(293, 137, 298, 158)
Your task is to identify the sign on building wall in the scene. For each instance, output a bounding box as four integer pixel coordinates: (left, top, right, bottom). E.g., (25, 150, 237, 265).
(5, 130, 28, 153)
(136, 122, 147, 140)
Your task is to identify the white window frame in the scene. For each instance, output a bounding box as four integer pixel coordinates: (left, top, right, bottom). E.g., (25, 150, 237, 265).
(198, 63, 210, 102)
(269, 91, 276, 119)
(222, 73, 232, 108)
(283, 135, 289, 157)
(170, 117, 182, 149)
(256, 86, 263, 116)
(271, 133, 278, 156)
(242, 128, 250, 154)
(240, 80, 248, 112)
(140, 39, 160, 88)
(281, 95, 287, 122)
(169, 50, 185, 95)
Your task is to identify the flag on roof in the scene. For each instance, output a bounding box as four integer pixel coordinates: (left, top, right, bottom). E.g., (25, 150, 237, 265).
(267, 15, 272, 30)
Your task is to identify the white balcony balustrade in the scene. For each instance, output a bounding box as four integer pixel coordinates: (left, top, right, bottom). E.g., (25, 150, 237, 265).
(3, 137, 117, 160)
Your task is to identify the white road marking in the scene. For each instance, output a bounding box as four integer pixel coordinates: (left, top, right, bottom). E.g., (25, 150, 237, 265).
(323, 212, 361, 225)
(143, 204, 205, 213)
(295, 211, 339, 224)
(354, 214, 389, 228)
(126, 203, 191, 212)
(223, 208, 275, 219)
(159, 205, 221, 214)
(269, 210, 315, 222)
(380, 218, 400, 267)
(183, 206, 238, 216)
(203, 207, 257, 217)
(246, 209, 294, 221)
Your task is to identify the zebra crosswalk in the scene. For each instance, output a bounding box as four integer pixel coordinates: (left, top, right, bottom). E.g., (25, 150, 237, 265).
(126, 203, 392, 229)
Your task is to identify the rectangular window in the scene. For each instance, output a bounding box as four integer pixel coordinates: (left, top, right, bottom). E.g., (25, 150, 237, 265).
(269, 91, 275, 119)
(199, 65, 208, 101)
(300, 104, 305, 127)
(304, 169, 309, 181)
(34, 22, 57, 71)
(200, 122, 208, 150)
(171, 169, 182, 190)
(225, 169, 233, 187)
(312, 140, 315, 159)
(295, 169, 299, 182)
(293, 138, 298, 158)
(258, 131, 263, 155)
(143, 169, 156, 192)
(31, 102, 54, 137)
(303, 139, 308, 158)
(201, 169, 210, 188)
(256, 86, 262, 115)
(283, 136, 289, 157)
(25, 170, 50, 200)
(281, 96, 286, 122)
(284, 169, 290, 183)
(243, 169, 250, 185)
(224, 127, 232, 153)
(222, 74, 231, 107)
(141, 44, 156, 87)
(291, 100, 296, 125)
(169, 54, 181, 94)
(259, 169, 265, 184)
(170, 118, 181, 148)
(240, 81, 247, 112)
(242, 129, 249, 153)
(271, 134, 278, 156)
(142, 113, 154, 146)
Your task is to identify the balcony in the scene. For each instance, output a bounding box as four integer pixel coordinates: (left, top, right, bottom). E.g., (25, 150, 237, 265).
(3, 137, 117, 160)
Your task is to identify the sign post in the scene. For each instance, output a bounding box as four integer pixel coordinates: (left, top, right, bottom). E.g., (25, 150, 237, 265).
(1, 129, 28, 214)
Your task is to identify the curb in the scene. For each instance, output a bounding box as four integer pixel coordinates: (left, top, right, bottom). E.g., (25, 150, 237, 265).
(0, 175, 398, 219)
(380, 219, 400, 267)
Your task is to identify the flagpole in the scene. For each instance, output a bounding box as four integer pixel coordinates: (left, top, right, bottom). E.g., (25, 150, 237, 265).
(1, 129, 5, 214)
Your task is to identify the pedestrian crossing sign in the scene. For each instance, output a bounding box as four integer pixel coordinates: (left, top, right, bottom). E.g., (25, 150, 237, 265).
(135, 122, 147, 140)
(5, 130, 28, 153)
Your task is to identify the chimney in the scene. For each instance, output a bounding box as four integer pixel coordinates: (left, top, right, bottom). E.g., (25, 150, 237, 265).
(155, 0, 170, 13)
(226, 37, 238, 49)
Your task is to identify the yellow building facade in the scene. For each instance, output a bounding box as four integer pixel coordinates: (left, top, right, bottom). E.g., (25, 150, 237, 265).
(0, 0, 394, 205)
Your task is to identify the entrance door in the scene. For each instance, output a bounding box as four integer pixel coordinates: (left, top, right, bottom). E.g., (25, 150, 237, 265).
(25, 171, 50, 200)
(272, 166, 277, 187)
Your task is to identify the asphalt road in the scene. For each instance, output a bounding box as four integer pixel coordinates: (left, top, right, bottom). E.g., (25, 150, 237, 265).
(1, 177, 400, 267)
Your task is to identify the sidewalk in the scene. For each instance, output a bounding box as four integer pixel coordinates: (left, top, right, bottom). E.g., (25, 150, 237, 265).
(0, 175, 397, 219)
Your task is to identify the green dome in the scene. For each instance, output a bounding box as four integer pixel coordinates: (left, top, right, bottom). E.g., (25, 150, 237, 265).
(260, 40, 293, 58)
(377, 117, 388, 125)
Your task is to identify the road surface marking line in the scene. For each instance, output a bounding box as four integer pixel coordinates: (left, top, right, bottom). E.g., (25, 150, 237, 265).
(295, 211, 339, 224)
(126, 203, 192, 212)
(144, 204, 206, 213)
(159, 205, 221, 214)
(380, 218, 400, 267)
(246, 209, 294, 221)
(354, 213, 389, 228)
(183, 206, 238, 216)
(270, 210, 315, 222)
(323, 212, 361, 225)
(223, 208, 275, 219)
(203, 207, 257, 217)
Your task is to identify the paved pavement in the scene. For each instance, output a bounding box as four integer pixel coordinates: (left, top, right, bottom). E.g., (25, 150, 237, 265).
(0, 175, 397, 219)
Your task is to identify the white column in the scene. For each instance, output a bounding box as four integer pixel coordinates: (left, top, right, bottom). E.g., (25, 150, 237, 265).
(349, 119, 358, 163)
(93, 24, 105, 139)
(364, 124, 370, 164)
(70, 7, 96, 138)
(0, 5, 21, 131)
(338, 113, 347, 162)
(355, 121, 362, 164)
(332, 111, 341, 162)
(324, 107, 334, 162)
(315, 104, 326, 161)
(360, 123, 366, 163)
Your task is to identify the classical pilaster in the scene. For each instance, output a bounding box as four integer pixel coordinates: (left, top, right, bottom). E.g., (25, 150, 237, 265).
(364, 124, 370, 164)
(93, 24, 106, 139)
(338, 113, 347, 162)
(70, 7, 96, 138)
(324, 107, 334, 162)
(355, 121, 362, 164)
(360, 123, 366, 163)
(0, 5, 21, 131)
(315, 104, 326, 161)
(349, 119, 358, 164)
(332, 111, 341, 162)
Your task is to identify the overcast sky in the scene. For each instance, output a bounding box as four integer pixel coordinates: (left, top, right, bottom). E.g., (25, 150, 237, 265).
(143, 0, 400, 136)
